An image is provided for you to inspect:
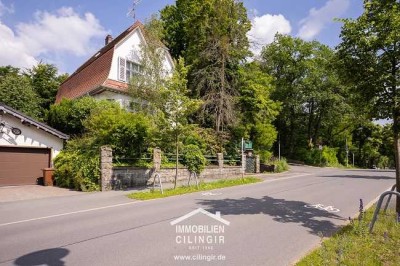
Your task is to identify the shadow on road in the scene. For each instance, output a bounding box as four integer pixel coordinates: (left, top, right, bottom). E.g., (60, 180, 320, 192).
(198, 196, 346, 236)
(322, 174, 394, 180)
(346, 169, 395, 173)
(14, 248, 69, 266)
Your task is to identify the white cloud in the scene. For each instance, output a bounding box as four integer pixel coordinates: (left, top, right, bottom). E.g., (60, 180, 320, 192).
(298, 0, 350, 40)
(0, 0, 14, 17)
(0, 6, 107, 70)
(247, 14, 292, 56)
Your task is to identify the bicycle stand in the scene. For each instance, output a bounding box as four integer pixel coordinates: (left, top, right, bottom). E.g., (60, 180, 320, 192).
(369, 188, 400, 233)
(152, 172, 163, 194)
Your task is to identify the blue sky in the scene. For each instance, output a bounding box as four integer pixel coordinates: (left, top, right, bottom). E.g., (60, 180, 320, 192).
(0, 0, 363, 74)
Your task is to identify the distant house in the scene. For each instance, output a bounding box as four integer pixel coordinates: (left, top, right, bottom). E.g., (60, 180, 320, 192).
(0, 103, 69, 186)
(55, 21, 174, 108)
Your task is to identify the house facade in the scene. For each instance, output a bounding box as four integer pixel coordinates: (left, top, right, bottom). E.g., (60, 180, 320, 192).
(0, 103, 69, 186)
(55, 21, 174, 108)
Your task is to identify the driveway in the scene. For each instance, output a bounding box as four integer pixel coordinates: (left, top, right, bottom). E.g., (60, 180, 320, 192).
(0, 185, 82, 203)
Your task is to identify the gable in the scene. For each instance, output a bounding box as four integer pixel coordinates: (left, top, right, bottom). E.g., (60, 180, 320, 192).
(109, 27, 174, 83)
(55, 21, 174, 103)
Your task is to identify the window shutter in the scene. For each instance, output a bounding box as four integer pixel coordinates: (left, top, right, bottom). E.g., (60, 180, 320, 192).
(118, 57, 126, 81)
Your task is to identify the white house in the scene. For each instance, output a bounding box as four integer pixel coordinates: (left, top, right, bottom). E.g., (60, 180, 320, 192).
(0, 103, 69, 186)
(55, 21, 174, 107)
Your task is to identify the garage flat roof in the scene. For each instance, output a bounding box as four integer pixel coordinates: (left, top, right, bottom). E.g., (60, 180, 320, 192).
(0, 103, 69, 140)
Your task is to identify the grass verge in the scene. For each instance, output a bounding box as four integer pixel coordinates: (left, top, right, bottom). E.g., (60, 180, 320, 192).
(127, 177, 262, 200)
(297, 205, 400, 265)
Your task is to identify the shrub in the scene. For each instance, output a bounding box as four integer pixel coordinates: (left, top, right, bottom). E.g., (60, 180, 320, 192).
(182, 144, 207, 175)
(54, 104, 154, 191)
(274, 158, 289, 172)
(321, 146, 339, 166)
(47, 97, 118, 136)
(53, 138, 100, 191)
(295, 146, 339, 167)
(377, 155, 389, 169)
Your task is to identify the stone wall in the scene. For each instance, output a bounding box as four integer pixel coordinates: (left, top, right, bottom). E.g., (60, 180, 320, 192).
(101, 147, 257, 190)
(111, 165, 243, 188)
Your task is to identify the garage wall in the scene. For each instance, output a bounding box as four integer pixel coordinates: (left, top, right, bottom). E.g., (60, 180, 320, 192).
(0, 115, 64, 159)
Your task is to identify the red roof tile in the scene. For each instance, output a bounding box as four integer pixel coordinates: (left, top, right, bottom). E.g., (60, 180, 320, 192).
(55, 21, 144, 103)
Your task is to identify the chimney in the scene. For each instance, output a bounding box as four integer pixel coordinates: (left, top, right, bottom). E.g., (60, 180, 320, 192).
(105, 34, 113, 45)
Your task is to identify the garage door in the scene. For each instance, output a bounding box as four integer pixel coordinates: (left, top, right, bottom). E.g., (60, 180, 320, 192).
(0, 147, 50, 186)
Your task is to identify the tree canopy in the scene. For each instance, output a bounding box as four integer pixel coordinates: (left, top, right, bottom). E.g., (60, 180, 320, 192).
(337, 0, 400, 212)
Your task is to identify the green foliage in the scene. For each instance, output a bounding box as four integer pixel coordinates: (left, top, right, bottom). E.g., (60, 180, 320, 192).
(47, 97, 117, 136)
(296, 207, 400, 266)
(337, 1, 399, 208)
(54, 104, 154, 191)
(274, 158, 289, 173)
(0, 67, 41, 119)
(181, 144, 207, 175)
(261, 35, 355, 158)
(83, 104, 154, 159)
(128, 177, 262, 200)
(377, 156, 390, 169)
(321, 147, 339, 166)
(296, 147, 339, 167)
(236, 62, 280, 161)
(182, 126, 221, 154)
(24, 63, 68, 118)
(53, 137, 100, 191)
(160, 0, 251, 132)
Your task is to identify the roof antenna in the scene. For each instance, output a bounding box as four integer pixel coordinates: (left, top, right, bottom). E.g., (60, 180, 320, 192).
(127, 0, 142, 20)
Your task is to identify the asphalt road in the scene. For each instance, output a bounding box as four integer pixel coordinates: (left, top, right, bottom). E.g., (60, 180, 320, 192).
(0, 166, 395, 266)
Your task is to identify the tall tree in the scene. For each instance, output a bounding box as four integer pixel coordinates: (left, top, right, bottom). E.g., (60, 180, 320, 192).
(160, 0, 251, 133)
(130, 20, 201, 188)
(25, 63, 68, 118)
(237, 62, 281, 160)
(261, 35, 354, 157)
(0, 66, 41, 118)
(337, 0, 400, 214)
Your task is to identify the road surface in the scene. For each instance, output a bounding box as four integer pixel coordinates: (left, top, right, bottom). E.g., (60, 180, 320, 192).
(0, 166, 395, 265)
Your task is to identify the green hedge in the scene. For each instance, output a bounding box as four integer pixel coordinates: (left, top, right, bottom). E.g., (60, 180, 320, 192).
(296, 146, 339, 167)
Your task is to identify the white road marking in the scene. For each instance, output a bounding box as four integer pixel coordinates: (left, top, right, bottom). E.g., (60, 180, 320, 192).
(202, 192, 222, 196)
(0, 173, 312, 227)
(263, 173, 312, 183)
(0, 201, 142, 227)
(304, 203, 340, 213)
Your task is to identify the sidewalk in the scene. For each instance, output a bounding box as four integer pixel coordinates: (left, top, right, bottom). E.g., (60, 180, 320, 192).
(0, 185, 82, 203)
(0, 171, 292, 203)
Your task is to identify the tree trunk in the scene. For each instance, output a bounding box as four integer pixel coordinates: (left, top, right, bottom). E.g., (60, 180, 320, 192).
(288, 107, 295, 157)
(393, 108, 400, 215)
(391, 57, 400, 216)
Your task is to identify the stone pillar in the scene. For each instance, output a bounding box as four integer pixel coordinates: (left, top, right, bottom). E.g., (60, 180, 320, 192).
(100, 146, 113, 191)
(153, 148, 161, 172)
(255, 155, 260, 173)
(217, 153, 224, 169)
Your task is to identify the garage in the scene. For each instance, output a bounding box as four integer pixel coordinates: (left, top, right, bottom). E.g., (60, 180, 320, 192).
(0, 147, 51, 186)
(1, 103, 69, 187)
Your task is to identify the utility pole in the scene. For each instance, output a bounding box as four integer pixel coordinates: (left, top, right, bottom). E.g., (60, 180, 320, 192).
(278, 134, 281, 161)
(345, 138, 349, 167)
